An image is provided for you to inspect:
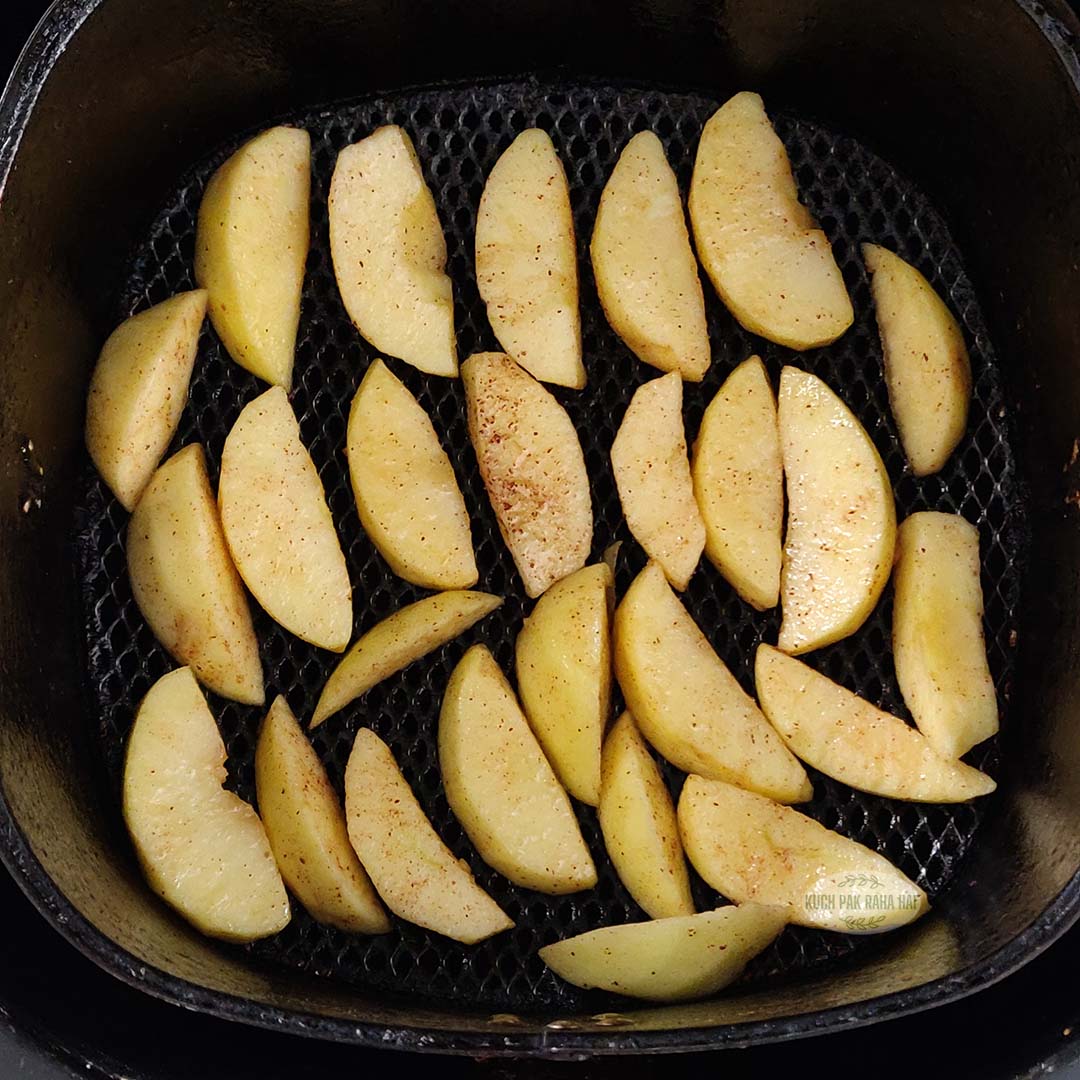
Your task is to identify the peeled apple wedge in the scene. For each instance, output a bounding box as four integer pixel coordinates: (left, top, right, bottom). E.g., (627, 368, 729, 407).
(514, 563, 612, 806)
(610, 372, 705, 592)
(127, 444, 263, 705)
(344, 728, 512, 944)
(347, 358, 477, 589)
(329, 125, 457, 377)
(219, 386, 352, 652)
(755, 644, 996, 802)
(599, 713, 695, 919)
(591, 131, 710, 381)
(679, 778, 928, 933)
(195, 126, 310, 388)
(691, 356, 783, 610)
(439, 645, 597, 894)
(85, 290, 206, 510)
(688, 92, 853, 350)
(539, 904, 786, 1003)
(123, 668, 290, 942)
(255, 697, 390, 934)
(312, 590, 502, 727)
(778, 366, 896, 654)
(893, 512, 998, 759)
(475, 129, 584, 389)
(863, 243, 971, 476)
(613, 561, 811, 803)
(463, 352, 592, 597)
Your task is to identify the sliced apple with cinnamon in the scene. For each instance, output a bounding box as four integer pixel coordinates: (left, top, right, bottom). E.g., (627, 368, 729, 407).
(123, 668, 289, 942)
(755, 644, 996, 802)
(689, 92, 852, 349)
(613, 560, 811, 803)
(777, 366, 896, 654)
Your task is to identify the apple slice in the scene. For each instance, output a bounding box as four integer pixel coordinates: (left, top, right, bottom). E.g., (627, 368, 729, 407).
(691, 356, 783, 611)
(893, 512, 998, 759)
(755, 644, 996, 802)
(463, 352, 592, 597)
(679, 777, 928, 933)
(344, 728, 512, 944)
(591, 131, 710, 381)
(312, 590, 502, 727)
(329, 125, 457, 377)
(539, 904, 786, 1002)
(613, 561, 811, 803)
(439, 645, 597, 894)
(219, 386, 352, 652)
(123, 668, 289, 941)
(688, 92, 853, 350)
(777, 366, 896, 654)
(347, 358, 477, 590)
(475, 129, 583, 389)
(195, 126, 310, 388)
(599, 713, 695, 919)
(85, 290, 206, 510)
(611, 372, 705, 591)
(127, 444, 263, 705)
(514, 562, 612, 806)
(255, 696, 390, 933)
(863, 244, 971, 476)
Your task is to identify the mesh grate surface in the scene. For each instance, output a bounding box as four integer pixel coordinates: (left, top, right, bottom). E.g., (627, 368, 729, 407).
(74, 79, 1026, 1015)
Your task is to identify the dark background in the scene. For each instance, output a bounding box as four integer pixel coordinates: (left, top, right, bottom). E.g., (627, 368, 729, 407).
(1, 1, 1079, 1077)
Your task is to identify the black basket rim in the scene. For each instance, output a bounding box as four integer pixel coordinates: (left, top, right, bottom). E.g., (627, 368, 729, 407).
(4, 796, 1080, 1056)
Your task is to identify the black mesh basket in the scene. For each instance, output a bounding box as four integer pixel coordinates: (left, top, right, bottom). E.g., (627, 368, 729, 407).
(76, 81, 1023, 1015)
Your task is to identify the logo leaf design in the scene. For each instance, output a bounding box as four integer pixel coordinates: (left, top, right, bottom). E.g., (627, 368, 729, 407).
(836, 873, 885, 890)
(841, 914, 888, 931)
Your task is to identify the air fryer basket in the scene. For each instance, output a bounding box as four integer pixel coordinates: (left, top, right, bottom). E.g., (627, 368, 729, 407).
(3, 0, 1080, 1057)
(78, 80, 1023, 1013)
